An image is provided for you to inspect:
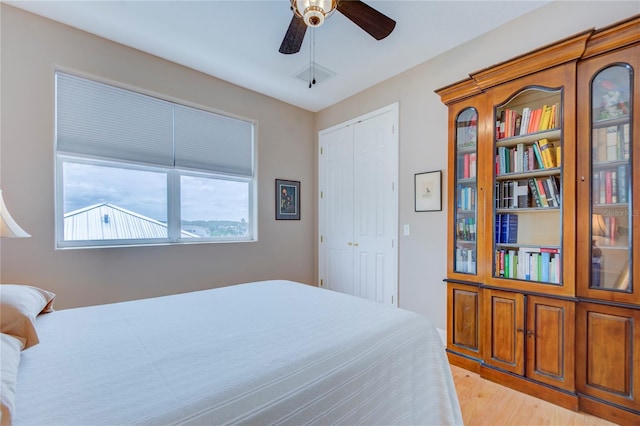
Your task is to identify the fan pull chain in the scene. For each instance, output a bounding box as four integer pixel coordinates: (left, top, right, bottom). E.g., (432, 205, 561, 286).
(309, 28, 316, 89)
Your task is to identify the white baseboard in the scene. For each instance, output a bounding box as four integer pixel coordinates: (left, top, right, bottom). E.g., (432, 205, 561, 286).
(437, 328, 446, 345)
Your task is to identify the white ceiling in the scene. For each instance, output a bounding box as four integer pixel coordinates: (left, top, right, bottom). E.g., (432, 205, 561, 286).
(6, 0, 552, 112)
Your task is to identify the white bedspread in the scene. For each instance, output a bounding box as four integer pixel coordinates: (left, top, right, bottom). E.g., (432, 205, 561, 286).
(14, 280, 462, 425)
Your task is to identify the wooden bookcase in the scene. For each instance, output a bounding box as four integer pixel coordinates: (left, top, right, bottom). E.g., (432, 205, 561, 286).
(437, 16, 640, 425)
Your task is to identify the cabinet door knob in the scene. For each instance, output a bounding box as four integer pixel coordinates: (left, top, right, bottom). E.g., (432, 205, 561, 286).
(516, 328, 524, 333)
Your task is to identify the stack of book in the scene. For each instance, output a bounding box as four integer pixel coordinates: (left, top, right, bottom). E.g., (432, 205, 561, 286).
(496, 103, 561, 140)
(495, 138, 561, 176)
(495, 247, 561, 283)
(495, 213, 518, 243)
(455, 248, 476, 273)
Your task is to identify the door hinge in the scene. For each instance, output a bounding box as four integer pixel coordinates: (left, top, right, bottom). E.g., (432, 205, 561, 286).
(320, 147, 323, 155)
(320, 191, 323, 199)
(391, 239, 394, 248)
(391, 295, 394, 304)
(392, 182, 395, 191)
(320, 235, 323, 243)
(320, 279, 324, 287)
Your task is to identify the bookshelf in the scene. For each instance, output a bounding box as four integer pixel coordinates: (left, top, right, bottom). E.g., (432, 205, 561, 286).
(484, 64, 576, 297)
(492, 90, 563, 286)
(575, 41, 640, 423)
(437, 15, 640, 425)
(454, 108, 478, 275)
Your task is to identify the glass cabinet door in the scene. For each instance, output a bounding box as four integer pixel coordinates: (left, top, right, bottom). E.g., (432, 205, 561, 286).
(492, 87, 563, 286)
(454, 108, 478, 275)
(577, 45, 639, 305)
(589, 65, 632, 293)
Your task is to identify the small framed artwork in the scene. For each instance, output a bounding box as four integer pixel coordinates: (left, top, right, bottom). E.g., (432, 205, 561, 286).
(415, 170, 442, 212)
(276, 179, 300, 220)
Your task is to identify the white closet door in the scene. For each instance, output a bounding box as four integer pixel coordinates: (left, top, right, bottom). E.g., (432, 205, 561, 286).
(318, 104, 398, 306)
(353, 110, 398, 304)
(319, 124, 355, 296)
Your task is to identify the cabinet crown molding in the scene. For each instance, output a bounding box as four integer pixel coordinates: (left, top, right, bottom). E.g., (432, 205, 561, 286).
(436, 14, 640, 105)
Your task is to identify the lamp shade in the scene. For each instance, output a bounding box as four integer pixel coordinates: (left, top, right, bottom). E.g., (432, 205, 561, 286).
(0, 190, 31, 238)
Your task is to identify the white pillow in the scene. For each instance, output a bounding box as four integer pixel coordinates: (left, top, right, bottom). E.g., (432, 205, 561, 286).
(0, 285, 55, 349)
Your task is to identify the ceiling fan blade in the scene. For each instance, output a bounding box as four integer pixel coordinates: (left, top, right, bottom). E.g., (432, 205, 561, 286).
(279, 15, 307, 54)
(337, 0, 396, 41)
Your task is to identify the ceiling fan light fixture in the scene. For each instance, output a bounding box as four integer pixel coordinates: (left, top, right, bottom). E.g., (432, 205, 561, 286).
(292, 0, 337, 27)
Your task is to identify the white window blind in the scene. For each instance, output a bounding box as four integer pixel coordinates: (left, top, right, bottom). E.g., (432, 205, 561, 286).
(174, 105, 253, 177)
(55, 72, 254, 176)
(56, 72, 175, 166)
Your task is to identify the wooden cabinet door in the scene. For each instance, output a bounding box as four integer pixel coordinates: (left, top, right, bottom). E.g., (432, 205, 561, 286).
(576, 44, 640, 305)
(446, 95, 490, 284)
(447, 282, 481, 360)
(526, 296, 575, 391)
(483, 289, 525, 375)
(576, 302, 640, 413)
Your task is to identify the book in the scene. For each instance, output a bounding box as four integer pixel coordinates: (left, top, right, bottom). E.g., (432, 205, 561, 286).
(516, 180, 529, 208)
(530, 254, 539, 281)
(528, 108, 541, 133)
(469, 152, 476, 178)
(541, 179, 555, 207)
(548, 176, 561, 206)
(540, 251, 551, 282)
(537, 138, 555, 168)
(528, 178, 542, 207)
(508, 249, 517, 279)
(606, 126, 618, 161)
(618, 164, 628, 204)
(519, 247, 541, 280)
(531, 142, 545, 169)
(500, 213, 518, 244)
(593, 172, 600, 204)
(611, 170, 617, 204)
(539, 105, 552, 131)
(463, 154, 470, 178)
(622, 123, 630, 159)
(535, 178, 549, 207)
(519, 108, 531, 135)
(497, 110, 506, 139)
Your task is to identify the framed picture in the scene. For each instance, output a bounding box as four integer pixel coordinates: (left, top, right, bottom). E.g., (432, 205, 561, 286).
(276, 179, 300, 220)
(415, 170, 442, 212)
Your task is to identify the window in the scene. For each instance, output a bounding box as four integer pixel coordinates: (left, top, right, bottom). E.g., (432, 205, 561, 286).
(55, 72, 255, 248)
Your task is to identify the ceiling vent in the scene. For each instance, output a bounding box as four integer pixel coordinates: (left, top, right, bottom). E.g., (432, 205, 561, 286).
(294, 62, 336, 87)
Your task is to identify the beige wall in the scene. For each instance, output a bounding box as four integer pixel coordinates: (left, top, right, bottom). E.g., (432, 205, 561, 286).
(1, 2, 638, 330)
(0, 5, 316, 309)
(315, 1, 639, 330)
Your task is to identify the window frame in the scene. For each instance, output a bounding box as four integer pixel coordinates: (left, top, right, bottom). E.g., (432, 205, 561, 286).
(54, 71, 257, 249)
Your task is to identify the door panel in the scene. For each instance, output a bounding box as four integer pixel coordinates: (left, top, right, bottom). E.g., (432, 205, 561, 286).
(577, 302, 640, 411)
(319, 125, 354, 293)
(526, 296, 574, 391)
(447, 283, 482, 359)
(484, 289, 525, 375)
(353, 110, 398, 304)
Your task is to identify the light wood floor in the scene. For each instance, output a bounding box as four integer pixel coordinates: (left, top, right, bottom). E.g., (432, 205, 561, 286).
(450, 365, 619, 426)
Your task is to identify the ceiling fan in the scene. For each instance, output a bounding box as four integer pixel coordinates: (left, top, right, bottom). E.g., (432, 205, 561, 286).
(279, 0, 396, 55)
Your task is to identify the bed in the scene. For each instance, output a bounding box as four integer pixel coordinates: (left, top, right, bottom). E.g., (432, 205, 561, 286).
(1, 280, 462, 425)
